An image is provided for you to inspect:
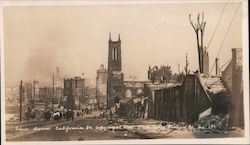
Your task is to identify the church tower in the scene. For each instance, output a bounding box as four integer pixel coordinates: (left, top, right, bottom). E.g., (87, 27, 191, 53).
(107, 33, 124, 109)
(108, 33, 122, 72)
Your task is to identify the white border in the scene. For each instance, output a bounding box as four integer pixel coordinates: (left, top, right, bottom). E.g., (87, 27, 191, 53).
(0, 0, 249, 144)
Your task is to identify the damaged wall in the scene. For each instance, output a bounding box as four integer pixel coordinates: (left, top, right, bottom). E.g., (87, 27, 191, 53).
(222, 48, 244, 127)
(145, 74, 212, 123)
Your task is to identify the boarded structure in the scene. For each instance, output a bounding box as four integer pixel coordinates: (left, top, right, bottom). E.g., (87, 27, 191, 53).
(145, 74, 212, 123)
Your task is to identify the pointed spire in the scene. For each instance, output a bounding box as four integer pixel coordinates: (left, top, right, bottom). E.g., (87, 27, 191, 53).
(118, 33, 121, 42)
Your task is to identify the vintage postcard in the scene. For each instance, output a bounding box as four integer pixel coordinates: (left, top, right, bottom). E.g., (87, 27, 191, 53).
(1, 0, 249, 144)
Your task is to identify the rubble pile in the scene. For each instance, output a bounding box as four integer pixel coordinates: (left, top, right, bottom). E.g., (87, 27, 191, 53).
(159, 122, 194, 131)
(194, 115, 228, 131)
(203, 77, 227, 94)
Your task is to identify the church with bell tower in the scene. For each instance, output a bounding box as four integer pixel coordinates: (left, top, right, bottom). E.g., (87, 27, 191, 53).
(107, 33, 124, 108)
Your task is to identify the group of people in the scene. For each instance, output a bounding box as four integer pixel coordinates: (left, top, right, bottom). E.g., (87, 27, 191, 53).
(104, 96, 147, 120)
(44, 107, 95, 121)
(43, 109, 74, 121)
(24, 106, 93, 122)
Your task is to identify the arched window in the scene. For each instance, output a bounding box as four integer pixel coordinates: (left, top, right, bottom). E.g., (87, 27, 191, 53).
(112, 47, 119, 60)
(115, 48, 118, 60)
(112, 48, 115, 60)
(114, 48, 117, 60)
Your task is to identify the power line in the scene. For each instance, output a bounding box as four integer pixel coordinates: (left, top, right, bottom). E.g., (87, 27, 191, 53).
(219, 58, 232, 72)
(205, 3, 241, 83)
(216, 3, 241, 58)
(206, 3, 227, 51)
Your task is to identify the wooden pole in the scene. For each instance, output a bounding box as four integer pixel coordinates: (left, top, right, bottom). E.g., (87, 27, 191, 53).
(19, 80, 23, 122)
(215, 58, 219, 75)
(33, 81, 35, 103)
(52, 74, 54, 111)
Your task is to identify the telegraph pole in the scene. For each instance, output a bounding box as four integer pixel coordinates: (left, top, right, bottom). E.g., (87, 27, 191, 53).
(80, 73, 84, 110)
(215, 58, 219, 76)
(185, 53, 189, 75)
(79, 79, 81, 110)
(33, 81, 35, 104)
(52, 74, 55, 111)
(32, 80, 36, 108)
(19, 80, 23, 122)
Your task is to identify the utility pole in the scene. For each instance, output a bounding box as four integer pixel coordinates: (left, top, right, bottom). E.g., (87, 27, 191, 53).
(215, 58, 220, 76)
(33, 80, 36, 108)
(80, 73, 84, 110)
(19, 80, 23, 122)
(33, 81, 35, 103)
(185, 53, 190, 75)
(52, 74, 55, 111)
(78, 79, 81, 110)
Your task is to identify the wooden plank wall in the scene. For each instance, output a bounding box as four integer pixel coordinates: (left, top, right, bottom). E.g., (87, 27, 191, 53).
(146, 74, 212, 123)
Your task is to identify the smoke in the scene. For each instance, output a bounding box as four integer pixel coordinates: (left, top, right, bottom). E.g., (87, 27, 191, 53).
(23, 25, 82, 84)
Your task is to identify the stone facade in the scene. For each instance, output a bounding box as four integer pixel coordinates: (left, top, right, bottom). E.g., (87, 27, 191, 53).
(123, 81, 150, 98)
(96, 64, 108, 108)
(107, 33, 124, 108)
(38, 87, 63, 110)
(147, 65, 172, 84)
(64, 77, 85, 110)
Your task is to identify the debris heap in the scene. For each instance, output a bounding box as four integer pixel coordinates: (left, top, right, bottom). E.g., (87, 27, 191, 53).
(194, 114, 229, 131)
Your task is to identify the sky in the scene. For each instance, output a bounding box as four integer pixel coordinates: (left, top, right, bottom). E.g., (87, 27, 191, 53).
(3, 2, 243, 87)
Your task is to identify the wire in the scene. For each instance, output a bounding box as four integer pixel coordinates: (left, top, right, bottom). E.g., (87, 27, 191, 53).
(206, 3, 227, 51)
(219, 58, 232, 72)
(205, 3, 241, 84)
(216, 3, 241, 59)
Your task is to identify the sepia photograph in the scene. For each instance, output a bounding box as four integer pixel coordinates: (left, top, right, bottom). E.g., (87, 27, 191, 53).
(0, 0, 249, 144)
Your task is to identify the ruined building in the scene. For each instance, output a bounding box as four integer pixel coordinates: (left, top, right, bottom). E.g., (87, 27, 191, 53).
(22, 82, 33, 105)
(203, 48, 209, 76)
(64, 77, 85, 110)
(96, 64, 108, 109)
(222, 48, 243, 127)
(147, 65, 172, 84)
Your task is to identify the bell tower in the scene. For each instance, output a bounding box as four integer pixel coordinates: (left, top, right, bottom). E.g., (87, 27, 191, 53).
(107, 33, 124, 109)
(108, 33, 122, 72)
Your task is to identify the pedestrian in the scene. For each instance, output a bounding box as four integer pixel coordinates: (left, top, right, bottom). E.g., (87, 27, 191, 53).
(71, 111, 74, 121)
(76, 111, 80, 118)
(63, 110, 66, 120)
